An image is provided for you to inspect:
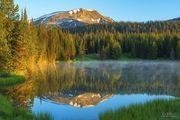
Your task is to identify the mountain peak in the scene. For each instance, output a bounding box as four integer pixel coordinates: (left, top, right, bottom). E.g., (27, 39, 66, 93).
(34, 8, 114, 28)
(168, 17, 180, 22)
(68, 8, 95, 15)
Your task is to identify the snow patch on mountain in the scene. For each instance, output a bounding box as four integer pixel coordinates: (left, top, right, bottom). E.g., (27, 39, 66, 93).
(85, 9, 94, 11)
(57, 19, 74, 25)
(34, 11, 62, 23)
(69, 8, 81, 14)
(34, 8, 114, 28)
(77, 18, 83, 22)
(91, 18, 102, 22)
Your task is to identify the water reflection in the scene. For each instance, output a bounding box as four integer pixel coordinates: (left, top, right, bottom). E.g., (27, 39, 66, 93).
(6, 61, 180, 119)
(32, 94, 174, 120)
(32, 61, 179, 97)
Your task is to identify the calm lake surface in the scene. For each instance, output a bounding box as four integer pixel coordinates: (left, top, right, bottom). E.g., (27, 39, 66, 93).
(7, 61, 180, 120)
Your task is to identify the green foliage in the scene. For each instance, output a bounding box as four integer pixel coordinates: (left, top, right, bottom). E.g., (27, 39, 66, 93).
(36, 24, 49, 62)
(0, 9, 12, 71)
(0, 1, 37, 71)
(36, 26, 77, 61)
(0, 71, 25, 86)
(0, 38, 12, 71)
(0, 0, 36, 71)
(34, 113, 53, 120)
(67, 22, 180, 60)
(11, 9, 38, 70)
(109, 41, 122, 59)
(68, 21, 180, 34)
(176, 41, 180, 60)
(0, 94, 52, 120)
(100, 99, 180, 120)
(149, 42, 158, 59)
(0, 0, 19, 20)
(61, 33, 76, 60)
(74, 54, 100, 61)
(47, 28, 59, 62)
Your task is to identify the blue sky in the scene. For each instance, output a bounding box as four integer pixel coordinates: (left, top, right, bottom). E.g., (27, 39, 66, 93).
(14, 0, 180, 22)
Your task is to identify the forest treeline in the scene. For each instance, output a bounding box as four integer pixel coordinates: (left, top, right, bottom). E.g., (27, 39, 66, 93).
(0, 0, 180, 72)
(32, 20, 180, 61)
(67, 21, 180, 34)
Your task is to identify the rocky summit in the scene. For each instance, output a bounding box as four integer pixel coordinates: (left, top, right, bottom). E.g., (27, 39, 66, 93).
(34, 8, 114, 28)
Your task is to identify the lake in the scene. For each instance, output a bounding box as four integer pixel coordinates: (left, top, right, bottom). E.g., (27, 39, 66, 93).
(6, 61, 180, 120)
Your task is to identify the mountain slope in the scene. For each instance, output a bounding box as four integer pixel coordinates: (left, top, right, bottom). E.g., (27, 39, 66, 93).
(46, 93, 113, 108)
(168, 17, 180, 22)
(34, 8, 114, 28)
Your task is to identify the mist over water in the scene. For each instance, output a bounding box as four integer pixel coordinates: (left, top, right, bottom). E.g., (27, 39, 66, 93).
(7, 61, 180, 120)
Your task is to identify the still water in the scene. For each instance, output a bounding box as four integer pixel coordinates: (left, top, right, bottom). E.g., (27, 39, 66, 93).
(8, 61, 180, 120)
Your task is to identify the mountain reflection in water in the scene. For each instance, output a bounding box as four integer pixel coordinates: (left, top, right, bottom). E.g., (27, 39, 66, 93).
(6, 61, 180, 119)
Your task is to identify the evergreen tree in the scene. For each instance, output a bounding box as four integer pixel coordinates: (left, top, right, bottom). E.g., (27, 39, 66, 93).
(37, 24, 49, 62)
(28, 19, 38, 63)
(1, 0, 180, 72)
(1, 0, 19, 45)
(0, 38, 12, 71)
(10, 9, 33, 70)
(176, 41, 180, 60)
(1, 0, 19, 19)
(110, 42, 122, 59)
(63, 34, 76, 61)
(149, 42, 158, 59)
(74, 34, 84, 56)
(0, 9, 12, 71)
(47, 28, 59, 62)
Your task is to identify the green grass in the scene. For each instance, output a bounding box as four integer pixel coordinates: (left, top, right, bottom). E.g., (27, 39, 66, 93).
(100, 99, 180, 120)
(0, 94, 53, 120)
(73, 53, 144, 61)
(73, 53, 174, 61)
(34, 113, 53, 120)
(117, 53, 143, 61)
(0, 71, 25, 87)
(73, 54, 100, 61)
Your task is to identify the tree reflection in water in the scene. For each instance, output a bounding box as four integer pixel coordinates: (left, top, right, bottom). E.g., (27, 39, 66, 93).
(7, 61, 180, 108)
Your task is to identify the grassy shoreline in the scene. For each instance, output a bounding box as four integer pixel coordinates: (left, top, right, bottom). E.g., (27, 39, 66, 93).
(0, 94, 52, 120)
(100, 99, 180, 120)
(0, 71, 25, 87)
(0, 71, 53, 120)
(73, 54, 177, 62)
